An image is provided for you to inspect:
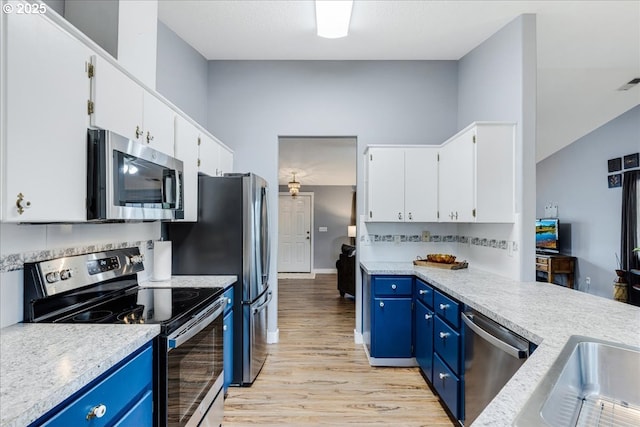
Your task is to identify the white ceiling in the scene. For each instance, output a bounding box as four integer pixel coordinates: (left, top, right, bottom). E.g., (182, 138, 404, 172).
(159, 0, 640, 182)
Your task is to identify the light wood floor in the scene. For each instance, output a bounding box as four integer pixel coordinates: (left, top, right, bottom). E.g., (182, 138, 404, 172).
(223, 274, 455, 426)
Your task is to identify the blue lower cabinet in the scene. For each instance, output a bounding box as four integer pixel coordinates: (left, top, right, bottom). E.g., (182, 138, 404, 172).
(414, 300, 434, 381)
(36, 343, 153, 427)
(371, 297, 413, 358)
(223, 309, 234, 393)
(433, 352, 462, 420)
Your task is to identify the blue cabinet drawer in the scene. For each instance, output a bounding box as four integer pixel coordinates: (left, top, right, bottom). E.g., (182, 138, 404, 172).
(434, 290, 460, 328)
(371, 297, 413, 357)
(39, 345, 153, 427)
(112, 390, 153, 427)
(373, 276, 412, 296)
(223, 286, 234, 315)
(414, 300, 434, 381)
(433, 352, 462, 420)
(415, 279, 434, 308)
(434, 316, 461, 375)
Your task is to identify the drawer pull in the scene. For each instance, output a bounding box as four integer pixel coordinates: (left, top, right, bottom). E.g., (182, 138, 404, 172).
(223, 324, 228, 331)
(439, 331, 450, 339)
(439, 303, 450, 310)
(379, 301, 384, 308)
(425, 314, 432, 320)
(419, 289, 428, 295)
(228, 298, 232, 305)
(439, 372, 449, 382)
(86, 404, 107, 420)
(391, 284, 397, 290)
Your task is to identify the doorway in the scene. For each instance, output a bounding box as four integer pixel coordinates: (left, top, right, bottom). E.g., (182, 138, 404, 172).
(278, 193, 313, 274)
(277, 136, 357, 279)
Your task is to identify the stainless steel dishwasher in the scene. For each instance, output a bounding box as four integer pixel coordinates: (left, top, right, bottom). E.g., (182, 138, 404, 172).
(462, 308, 533, 425)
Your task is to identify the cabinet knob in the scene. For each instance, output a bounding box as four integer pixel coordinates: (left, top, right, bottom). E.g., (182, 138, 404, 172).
(379, 301, 385, 308)
(228, 298, 232, 305)
(439, 331, 450, 339)
(146, 131, 154, 143)
(439, 372, 449, 381)
(408, 212, 413, 220)
(223, 324, 228, 331)
(425, 314, 432, 320)
(391, 284, 397, 290)
(135, 125, 143, 138)
(439, 303, 450, 310)
(398, 212, 402, 220)
(16, 193, 31, 215)
(86, 404, 107, 420)
(419, 289, 428, 295)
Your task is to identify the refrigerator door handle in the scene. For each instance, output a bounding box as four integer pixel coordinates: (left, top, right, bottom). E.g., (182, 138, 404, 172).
(253, 291, 272, 314)
(260, 185, 270, 284)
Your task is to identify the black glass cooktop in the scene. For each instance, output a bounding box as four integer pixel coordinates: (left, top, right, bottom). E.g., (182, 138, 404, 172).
(52, 286, 224, 334)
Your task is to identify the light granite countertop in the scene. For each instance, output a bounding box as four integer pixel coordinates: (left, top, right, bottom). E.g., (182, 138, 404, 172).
(360, 261, 640, 427)
(139, 275, 237, 289)
(0, 323, 160, 427)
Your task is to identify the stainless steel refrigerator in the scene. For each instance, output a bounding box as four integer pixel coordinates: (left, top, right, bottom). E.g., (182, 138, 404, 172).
(167, 173, 271, 386)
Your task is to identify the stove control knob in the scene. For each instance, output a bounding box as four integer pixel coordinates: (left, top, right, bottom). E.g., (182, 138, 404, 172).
(45, 272, 60, 283)
(128, 254, 144, 265)
(59, 269, 72, 280)
(86, 404, 107, 420)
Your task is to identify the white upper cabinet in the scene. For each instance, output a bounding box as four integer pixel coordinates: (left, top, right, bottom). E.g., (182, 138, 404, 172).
(174, 116, 200, 222)
(89, 55, 144, 141)
(365, 146, 438, 222)
(142, 91, 176, 156)
(2, 11, 92, 222)
(404, 147, 438, 222)
(89, 56, 174, 156)
(438, 122, 515, 223)
(199, 135, 234, 178)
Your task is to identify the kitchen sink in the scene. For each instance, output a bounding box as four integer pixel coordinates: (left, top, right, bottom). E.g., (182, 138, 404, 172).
(515, 335, 640, 427)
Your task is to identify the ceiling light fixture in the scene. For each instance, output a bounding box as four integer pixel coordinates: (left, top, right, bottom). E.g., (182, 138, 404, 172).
(315, 0, 353, 39)
(288, 173, 301, 197)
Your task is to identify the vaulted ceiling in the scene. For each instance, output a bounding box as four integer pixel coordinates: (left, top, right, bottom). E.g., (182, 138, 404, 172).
(159, 0, 640, 184)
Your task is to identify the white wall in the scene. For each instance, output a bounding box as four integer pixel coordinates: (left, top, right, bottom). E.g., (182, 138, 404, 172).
(456, 14, 537, 281)
(537, 105, 640, 298)
(207, 60, 459, 338)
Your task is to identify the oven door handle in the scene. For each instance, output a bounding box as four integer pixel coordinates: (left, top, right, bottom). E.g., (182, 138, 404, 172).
(167, 296, 226, 351)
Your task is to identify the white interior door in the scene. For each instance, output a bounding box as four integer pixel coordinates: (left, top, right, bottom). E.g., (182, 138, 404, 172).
(278, 194, 312, 272)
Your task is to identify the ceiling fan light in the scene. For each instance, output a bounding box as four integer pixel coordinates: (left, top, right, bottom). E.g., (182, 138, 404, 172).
(315, 0, 353, 39)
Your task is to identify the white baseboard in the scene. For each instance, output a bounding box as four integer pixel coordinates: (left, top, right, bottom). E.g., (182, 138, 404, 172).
(313, 268, 337, 274)
(353, 329, 363, 344)
(278, 272, 316, 279)
(267, 328, 279, 344)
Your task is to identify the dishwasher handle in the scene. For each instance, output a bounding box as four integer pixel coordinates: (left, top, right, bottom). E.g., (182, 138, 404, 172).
(462, 312, 529, 359)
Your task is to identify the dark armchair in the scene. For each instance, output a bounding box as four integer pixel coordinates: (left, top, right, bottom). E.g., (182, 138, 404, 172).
(336, 244, 356, 297)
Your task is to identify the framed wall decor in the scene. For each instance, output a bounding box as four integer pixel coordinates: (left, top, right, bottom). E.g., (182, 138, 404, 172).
(608, 173, 622, 188)
(608, 157, 622, 172)
(623, 153, 639, 169)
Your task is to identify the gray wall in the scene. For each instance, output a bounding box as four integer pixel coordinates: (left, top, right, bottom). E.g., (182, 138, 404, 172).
(279, 186, 355, 270)
(456, 14, 537, 281)
(43, 0, 64, 15)
(537, 105, 640, 298)
(156, 21, 209, 126)
(207, 60, 459, 334)
(63, 0, 119, 58)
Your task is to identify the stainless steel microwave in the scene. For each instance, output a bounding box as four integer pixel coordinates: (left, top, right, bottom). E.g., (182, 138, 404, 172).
(87, 129, 183, 221)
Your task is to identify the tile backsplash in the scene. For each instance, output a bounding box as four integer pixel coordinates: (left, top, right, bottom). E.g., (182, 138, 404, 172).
(365, 233, 514, 252)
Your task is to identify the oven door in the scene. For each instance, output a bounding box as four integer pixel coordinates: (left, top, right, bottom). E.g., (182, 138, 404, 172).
(163, 297, 225, 427)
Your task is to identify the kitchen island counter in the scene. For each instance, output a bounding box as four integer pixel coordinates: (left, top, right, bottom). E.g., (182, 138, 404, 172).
(360, 261, 640, 426)
(0, 323, 159, 427)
